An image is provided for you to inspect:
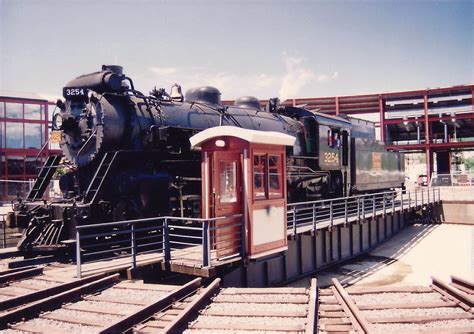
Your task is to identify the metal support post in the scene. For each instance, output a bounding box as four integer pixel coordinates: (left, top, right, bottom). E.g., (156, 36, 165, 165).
(383, 193, 386, 217)
(421, 188, 424, 206)
(362, 197, 365, 220)
(131, 223, 137, 269)
(372, 197, 376, 218)
(163, 218, 171, 263)
(391, 192, 395, 214)
(202, 220, 210, 267)
(408, 190, 411, 209)
(76, 229, 82, 279)
(329, 201, 334, 227)
(312, 203, 317, 231)
(357, 197, 361, 222)
(401, 190, 404, 212)
(344, 199, 348, 224)
(415, 189, 418, 207)
(293, 207, 297, 236)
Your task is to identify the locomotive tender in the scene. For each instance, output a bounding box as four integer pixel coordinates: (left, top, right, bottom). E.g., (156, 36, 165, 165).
(14, 65, 404, 251)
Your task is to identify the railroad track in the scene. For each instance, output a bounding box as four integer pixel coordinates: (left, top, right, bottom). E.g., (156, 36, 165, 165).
(1, 275, 317, 333)
(318, 277, 474, 333)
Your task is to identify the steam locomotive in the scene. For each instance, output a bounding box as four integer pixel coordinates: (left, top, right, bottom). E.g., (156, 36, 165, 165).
(13, 65, 404, 251)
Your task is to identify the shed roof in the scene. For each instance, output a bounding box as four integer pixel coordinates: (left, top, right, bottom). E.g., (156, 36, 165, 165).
(190, 126, 296, 148)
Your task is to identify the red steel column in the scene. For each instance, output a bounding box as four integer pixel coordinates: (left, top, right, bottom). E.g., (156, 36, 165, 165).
(424, 92, 431, 182)
(335, 96, 340, 115)
(378, 95, 385, 142)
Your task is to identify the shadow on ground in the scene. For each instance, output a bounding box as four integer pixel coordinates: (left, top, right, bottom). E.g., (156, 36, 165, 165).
(288, 223, 440, 288)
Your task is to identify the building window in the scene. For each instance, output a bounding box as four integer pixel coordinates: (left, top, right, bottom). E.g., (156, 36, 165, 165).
(24, 104, 43, 120)
(25, 157, 38, 176)
(0, 102, 4, 118)
(6, 122, 24, 148)
(7, 156, 24, 176)
(5, 103, 23, 119)
(25, 123, 42, 149)
(0, 121, 3, 148)
(253, 152, 284, 200)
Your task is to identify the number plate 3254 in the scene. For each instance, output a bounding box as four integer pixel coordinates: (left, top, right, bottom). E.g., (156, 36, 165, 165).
(63, 87, 88, 99)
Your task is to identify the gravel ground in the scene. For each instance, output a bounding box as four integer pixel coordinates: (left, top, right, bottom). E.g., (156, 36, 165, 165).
(66, 300, 141, 315)
(0, 286, 34, 296)
(371, 318, 474, 332)
(96, 286, 167, 304)
(204, 302, 307, 314)
(11, 278, 59, 289)
(46, 308, 123, 324)
(0, 330, 28, 334)
(363, 307, 467, 318)
(352, 292, 442, 305)
(213, 293, 307, 303)
(13, 318, 98, 332)
(185, 330, 288, 334)
(191, 315, 304, 327)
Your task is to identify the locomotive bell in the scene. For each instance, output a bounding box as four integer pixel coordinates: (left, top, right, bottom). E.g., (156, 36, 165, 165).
(170, 84, 184, 102)
(185, 86, 221, 106)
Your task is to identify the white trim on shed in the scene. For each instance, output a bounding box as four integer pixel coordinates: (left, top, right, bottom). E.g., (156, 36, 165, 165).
(189, 126, 296, 148)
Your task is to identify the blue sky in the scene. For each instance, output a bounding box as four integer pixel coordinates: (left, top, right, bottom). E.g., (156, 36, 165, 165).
(1, 0, 472, 101)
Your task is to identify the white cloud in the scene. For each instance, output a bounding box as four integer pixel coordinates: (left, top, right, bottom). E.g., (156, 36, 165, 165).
(143, 54, 338, 101)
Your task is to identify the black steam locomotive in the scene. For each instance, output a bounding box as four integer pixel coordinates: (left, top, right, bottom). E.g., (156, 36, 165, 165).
(13, 65, 404, 251)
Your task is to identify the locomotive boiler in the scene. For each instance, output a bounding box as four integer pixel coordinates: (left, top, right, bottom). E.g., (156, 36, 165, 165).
(13, 65, 404, 252)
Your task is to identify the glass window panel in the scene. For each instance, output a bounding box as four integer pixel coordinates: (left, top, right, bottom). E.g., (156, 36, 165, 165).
(0, 102, 4, 118)
(219, 161, 237, 203)
(6, 122, 23, 148)
(5, 103, 23, 119)
(253, 154, 266, 199)
(25, 123, 42, 149)
(24, 104, 43, 120)
(7, 156, 24, 176)
(25, 157, 38, 176)
(0, 122, 3, 148)
(269, 155, 282, 197)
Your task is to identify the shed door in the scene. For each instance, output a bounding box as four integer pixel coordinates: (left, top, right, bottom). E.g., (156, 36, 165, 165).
(212, 151, 242, 258)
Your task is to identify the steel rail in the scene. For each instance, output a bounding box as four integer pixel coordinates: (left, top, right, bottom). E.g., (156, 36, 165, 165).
(99, 277, 203, 333)
(0, 273, 119, 327)
(451, 275, 474, 295)
(331, 278, 372, 334)
(162, 278, 221, 333)
(431, 276, 474, 311)
(0, 272, 108, 311)
(0, 266, 43, 284)
(305, 278, 318, 334)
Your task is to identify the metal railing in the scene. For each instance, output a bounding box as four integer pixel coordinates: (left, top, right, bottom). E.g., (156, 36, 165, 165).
(75, 214, 242, 278)
(430, 172, 474, 187)
(75, 187, 440, 277)
(287, 187, 440, 235)
(0, 179, 63, 203)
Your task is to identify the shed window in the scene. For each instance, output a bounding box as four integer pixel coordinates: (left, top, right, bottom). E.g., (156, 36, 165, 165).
(268, 155, 282, 197)
(253, 154, 266, 199)
(219, 161, 237, 203)
(253, 153, 284, 200)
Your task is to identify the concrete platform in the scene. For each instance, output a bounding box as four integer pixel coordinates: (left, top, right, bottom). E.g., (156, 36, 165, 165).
(289, 223, 474, 288)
